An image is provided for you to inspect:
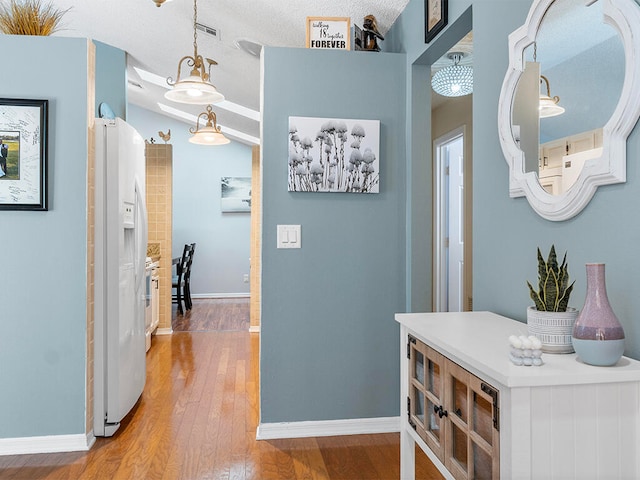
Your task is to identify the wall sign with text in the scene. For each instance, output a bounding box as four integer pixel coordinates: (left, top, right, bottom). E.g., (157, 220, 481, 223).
(306, 17, 351, 50)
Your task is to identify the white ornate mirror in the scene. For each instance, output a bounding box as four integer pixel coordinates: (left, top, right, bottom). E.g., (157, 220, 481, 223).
(498, 0, 640, 221)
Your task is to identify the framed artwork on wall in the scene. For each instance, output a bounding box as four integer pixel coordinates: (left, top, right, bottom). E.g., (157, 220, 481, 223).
(221, 176, 251, 213)
(306, 17, 351, 50)
(425, 0, 448, 43)
(288, 116, 380, 193)
(0, 98, 48, 211)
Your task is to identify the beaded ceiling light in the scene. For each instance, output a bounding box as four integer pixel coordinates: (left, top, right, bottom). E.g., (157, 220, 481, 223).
(431, 52, 473, 97)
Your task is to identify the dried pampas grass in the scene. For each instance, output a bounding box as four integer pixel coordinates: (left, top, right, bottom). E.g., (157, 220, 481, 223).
(0, 0, 69, 36)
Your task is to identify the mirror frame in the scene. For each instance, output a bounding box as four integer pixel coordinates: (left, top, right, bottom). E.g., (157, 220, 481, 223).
(498, 0, 640, 221)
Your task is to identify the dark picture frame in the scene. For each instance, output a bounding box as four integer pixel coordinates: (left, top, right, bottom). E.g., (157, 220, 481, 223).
(0, 98, 48, 211)
(425, 0, 448, 43)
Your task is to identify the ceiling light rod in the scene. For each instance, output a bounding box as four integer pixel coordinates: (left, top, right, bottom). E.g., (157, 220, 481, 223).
(189, 105, 230, 145)
(165, 0, 224, 104)
(449, 52, 464, 65)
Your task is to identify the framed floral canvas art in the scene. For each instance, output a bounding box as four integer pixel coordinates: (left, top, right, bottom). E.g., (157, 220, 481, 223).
(288, 116, 380, 193)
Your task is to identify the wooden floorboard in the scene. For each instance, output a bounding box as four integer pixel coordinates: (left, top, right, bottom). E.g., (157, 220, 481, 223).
(172, 298, 250, 332)
(0, 299, 443, 480)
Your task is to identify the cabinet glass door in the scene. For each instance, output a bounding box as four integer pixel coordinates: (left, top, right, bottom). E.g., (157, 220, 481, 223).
(414, 348, 425, 385)
(445, 362, 500, 480)
(408, 336, 445, 462)
(445, 363, 470, 479)
(413, 386, 425, 426)
(423, 345, 445, 460)
(409, 336, 428, 436)
(406, 335, 500, 480)
(469, 377, 500, 480)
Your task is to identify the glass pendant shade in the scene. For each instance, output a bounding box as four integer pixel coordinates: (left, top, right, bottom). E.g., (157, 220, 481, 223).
(189, 127, 230, 145)
(165, 73, 224, 105)
(189, 105, 230, 145)
(539, 75, 564, 118)
(539, 96, 565, 118)
(431, 53, 473, 97)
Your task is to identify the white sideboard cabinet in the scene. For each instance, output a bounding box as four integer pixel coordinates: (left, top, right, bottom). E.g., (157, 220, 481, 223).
(396, 311, 640, 480)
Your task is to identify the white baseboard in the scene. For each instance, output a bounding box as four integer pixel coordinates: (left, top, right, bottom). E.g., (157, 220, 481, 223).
(256, 416, 400, 440)
(249, 325, 260, 333)
(192, 293, 250, 299)
(154, 327, 173, 336)
(0, 433, 95, 456)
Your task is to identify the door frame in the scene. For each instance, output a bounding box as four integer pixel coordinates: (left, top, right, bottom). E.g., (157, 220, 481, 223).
(433, 126, 465, 312)
(250, 145, 261, 332)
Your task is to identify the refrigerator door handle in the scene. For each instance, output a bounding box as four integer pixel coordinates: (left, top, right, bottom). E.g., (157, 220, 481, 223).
(134, 177, 148, 293)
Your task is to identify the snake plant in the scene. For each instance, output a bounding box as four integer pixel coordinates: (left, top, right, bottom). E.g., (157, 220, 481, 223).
(527, 245, 575, 312)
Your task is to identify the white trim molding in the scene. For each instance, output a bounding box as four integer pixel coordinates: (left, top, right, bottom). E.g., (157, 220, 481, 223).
(191, 293, 250, 299)
(0, 433, 95, 456)
(154, 327, 173, 336)
(256, 416, 400, 440)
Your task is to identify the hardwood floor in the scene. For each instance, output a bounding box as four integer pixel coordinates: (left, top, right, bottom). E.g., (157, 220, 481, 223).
(172, 298, 250, 332)
(0, 299, 442, 480)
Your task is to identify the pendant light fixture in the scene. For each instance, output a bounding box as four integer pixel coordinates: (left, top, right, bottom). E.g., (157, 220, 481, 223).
(189, 105, 230, 145)
(165, 0, 224, 105)
(431, 52, 473, 97)
(533, 42, 564, 118)
(539, 75, 565, 118)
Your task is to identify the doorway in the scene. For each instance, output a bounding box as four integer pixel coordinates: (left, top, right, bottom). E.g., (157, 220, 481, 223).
(434, 128, 466, 312)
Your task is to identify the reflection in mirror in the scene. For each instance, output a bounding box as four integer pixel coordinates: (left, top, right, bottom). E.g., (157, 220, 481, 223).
(513, 0, 624, 195)
(498, 0, 640, 221)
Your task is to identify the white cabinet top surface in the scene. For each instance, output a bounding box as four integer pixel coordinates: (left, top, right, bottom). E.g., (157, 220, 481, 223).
(396, 311, 640, 388)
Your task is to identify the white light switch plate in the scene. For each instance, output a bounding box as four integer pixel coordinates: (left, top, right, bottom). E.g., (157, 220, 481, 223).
(277, 225, 301, 249)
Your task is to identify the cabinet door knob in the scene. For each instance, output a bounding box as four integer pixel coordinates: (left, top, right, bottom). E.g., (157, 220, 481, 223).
(434, 405, 448, 418)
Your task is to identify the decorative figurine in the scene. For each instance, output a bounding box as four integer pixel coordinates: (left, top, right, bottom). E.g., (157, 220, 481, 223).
(159, 129, 171, 143)
(362, 15, 384, 52)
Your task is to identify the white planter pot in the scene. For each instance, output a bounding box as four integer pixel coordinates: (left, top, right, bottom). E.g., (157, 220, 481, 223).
(527, 306, 578, 354)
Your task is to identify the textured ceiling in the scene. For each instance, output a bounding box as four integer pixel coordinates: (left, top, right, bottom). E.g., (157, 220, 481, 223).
(49, 0, 411, 144)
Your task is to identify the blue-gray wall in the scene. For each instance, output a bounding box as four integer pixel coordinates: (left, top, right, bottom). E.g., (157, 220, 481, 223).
(4, 0, 640, 444)
(260, 0, 640, 428)
(94, 41, 127, 120)
(393, 0, 640, 361)
(0, 36, 91, 438)
(470, 0, 640, 360)
(260, 47, 406, 423)
(128, 105, 252, 297)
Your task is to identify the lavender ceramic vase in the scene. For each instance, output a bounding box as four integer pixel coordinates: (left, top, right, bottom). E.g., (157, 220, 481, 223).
(572, 263, 625, 366)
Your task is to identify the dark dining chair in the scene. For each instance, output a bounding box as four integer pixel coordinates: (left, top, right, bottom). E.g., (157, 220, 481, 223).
(172, 243, 196, 315)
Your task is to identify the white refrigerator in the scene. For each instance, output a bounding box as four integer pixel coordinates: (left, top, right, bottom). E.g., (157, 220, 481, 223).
(94, 117, 148, 437)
